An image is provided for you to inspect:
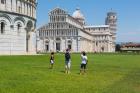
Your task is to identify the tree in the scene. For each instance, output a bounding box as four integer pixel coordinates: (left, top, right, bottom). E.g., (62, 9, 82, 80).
(115, 44, 121, 52)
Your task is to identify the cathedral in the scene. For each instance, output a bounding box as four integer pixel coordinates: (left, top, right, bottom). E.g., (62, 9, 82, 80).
(37, 7, 117, 53)
(0, 0, 37, 55)
(37, 7, 117, 52)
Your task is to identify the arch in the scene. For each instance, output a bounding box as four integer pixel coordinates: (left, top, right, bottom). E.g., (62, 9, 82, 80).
(0, 15, 11, 34)
(0, 20, 7, 25)
(14, 20, 25, 33)
(14, 17, 25, 25)
(14, 21, 24, 28)
(26, 20, 33, 31)
(56, 37, 61, 41)
(0, 13, 12, 24)
(45, 39, 50, 44)
(45, 41, 49, 43)
(68, 40, 72, 44)
(26, 20, 33, 28)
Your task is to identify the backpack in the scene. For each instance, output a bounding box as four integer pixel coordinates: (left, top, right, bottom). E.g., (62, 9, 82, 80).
(65, 52, 70, 61)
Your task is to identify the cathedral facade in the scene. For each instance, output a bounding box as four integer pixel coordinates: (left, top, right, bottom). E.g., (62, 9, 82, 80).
(0, 0, 37, 55)
(37, 7, 117, 53)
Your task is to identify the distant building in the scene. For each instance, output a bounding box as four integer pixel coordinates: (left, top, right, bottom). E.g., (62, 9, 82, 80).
(121, 42, 140, 52)
(37, 7, 117, 53)
(0, 0, 37, 55)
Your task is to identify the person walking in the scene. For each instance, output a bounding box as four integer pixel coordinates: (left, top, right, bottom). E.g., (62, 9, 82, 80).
(49, 52, 54, 69)
(65, 49, 71, 74)
(80, 51, 88, 75)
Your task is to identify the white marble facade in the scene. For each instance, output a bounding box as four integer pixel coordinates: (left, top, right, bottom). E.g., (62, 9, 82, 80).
(0, 0, 37, 55)
(37, 7, 117, 53)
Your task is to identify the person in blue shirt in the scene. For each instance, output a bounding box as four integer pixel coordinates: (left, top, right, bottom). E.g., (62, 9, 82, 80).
(65, 49, 71, 74)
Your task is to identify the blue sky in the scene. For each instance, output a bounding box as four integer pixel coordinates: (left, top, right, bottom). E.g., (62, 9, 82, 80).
(37, 0, 140, 42)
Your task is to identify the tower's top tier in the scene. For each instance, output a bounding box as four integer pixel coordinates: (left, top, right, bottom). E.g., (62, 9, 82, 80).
(107, 12, 117, 16)
(107, 11, 117, 20)
(0, 0, 37, 19)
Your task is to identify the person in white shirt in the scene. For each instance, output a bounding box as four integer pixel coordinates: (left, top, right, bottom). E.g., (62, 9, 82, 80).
(80, 51, 88, 75)
(49, 52, 54, 69)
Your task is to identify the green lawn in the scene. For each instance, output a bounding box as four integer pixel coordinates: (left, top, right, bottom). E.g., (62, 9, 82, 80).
(0, 53, 140, 93)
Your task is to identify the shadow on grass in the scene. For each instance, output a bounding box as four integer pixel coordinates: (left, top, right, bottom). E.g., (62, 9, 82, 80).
(60, 70, 65, 73)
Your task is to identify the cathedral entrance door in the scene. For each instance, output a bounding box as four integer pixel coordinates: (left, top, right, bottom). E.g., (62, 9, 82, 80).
(56, 43, 60, 51)
(67, 40, 72, 50)
(45, 41, 49, 52)
(45, 45, 49, 51)
(68, 45, 71, 50)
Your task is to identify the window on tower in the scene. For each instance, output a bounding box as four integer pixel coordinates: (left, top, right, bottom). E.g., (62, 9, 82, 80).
(17, 23, 22, 34)
(18, 6, 21, 13)
(0, 22, 5, 34)
(1, 0, 5, 4)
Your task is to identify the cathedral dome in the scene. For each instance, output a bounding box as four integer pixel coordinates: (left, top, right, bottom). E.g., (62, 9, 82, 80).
(72, 8, 85, 19)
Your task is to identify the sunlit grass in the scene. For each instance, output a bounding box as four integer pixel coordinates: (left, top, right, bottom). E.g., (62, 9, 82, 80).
(0, 53, 140, 93)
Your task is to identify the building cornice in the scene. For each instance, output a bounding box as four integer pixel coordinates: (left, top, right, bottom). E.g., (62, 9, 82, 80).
(0, 10, 36, 21)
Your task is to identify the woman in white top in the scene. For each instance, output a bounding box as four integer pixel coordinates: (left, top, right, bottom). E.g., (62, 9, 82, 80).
(49, 52, 54, 69)
(80, 51, 88, 75)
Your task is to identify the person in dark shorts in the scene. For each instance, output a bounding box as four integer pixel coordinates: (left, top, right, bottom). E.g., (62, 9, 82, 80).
(65, 49, 71, 74)
(49, 52, 54, 69)
(80, 51, 88, 75)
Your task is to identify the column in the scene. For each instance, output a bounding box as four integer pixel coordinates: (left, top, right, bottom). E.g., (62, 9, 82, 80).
(49, 39, 53, 51)
(53, 38, 56, 52)
(72, 38, 77, 52)
(28, 30, 36, 54)
(61, 38, 65, 52)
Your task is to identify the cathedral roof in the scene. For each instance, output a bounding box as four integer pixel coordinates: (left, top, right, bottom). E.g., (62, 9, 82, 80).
(84, 25, 109, 28)
(72, 8, 85, 19)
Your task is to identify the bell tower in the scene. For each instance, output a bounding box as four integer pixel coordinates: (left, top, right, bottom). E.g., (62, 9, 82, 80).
(105, 11, 117, 33)
(105, 10, 117, 52)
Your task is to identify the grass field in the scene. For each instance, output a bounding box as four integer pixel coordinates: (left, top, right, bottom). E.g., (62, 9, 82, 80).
(0, 53, 140, 93)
